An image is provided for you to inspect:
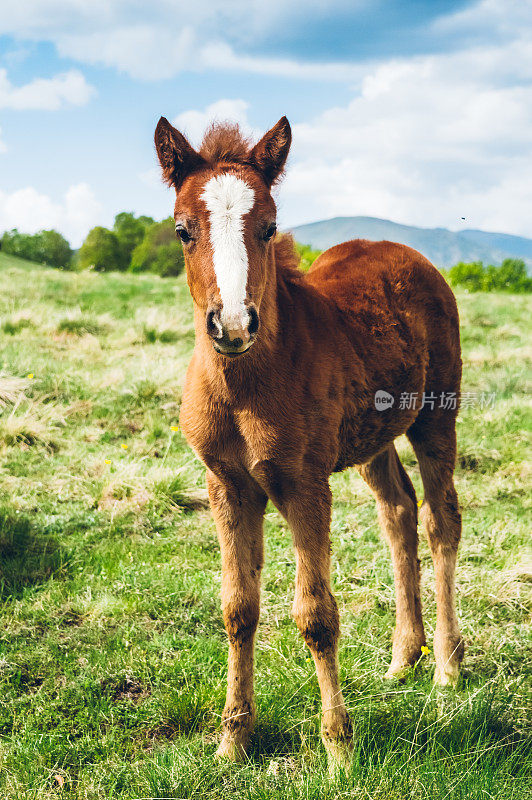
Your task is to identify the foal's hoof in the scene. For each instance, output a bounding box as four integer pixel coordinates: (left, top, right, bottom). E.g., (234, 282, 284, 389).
(322, 712, 353, 777)
(384, 639, 425, 681)
(324, 737, 353, 778)
(215, 732, 249, 762)
(384, 662, 410, 681)
(215, 702, 255, 761)
(434, 661, 461, 688)
(384, 654, 420, 680)
(433, 634, 464, 688)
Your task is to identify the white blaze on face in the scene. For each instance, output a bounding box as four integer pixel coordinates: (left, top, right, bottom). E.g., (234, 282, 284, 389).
(201, 173, 255, 330)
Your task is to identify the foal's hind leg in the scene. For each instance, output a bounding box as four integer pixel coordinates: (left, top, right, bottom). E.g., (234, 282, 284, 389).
(407, 418, 464, 686)
(358, 445, 426, 678)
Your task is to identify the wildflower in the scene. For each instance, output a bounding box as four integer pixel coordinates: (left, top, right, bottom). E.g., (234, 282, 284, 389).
(121, 443, 128, 450)
(104, 459, 111, 465)
(417, 499, 423, 508)
(27, 373, 34, 380)
(421, 646, 430, 656)
(170, 425, 179, 432)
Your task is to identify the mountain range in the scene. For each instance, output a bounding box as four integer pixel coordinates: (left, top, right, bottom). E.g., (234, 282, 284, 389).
(289, 216, 532, 269)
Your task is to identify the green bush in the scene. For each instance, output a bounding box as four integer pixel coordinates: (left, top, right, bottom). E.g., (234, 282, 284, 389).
(295, 241, 322, 272)
(488, 258, 532, 292)
(447, 258, 532, 292)
(113, 212, 154, 265)
(77, 226, 125, 272)
(1, 228, 72, 268)
(447, 261, 485, 291)
(129, 218, 184, 277)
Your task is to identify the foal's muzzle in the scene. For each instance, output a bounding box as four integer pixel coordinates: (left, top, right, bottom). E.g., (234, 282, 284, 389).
(206, 304, 260, 357)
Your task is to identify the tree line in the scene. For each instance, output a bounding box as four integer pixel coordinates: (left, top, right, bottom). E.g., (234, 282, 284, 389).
(1, 216, 530, 291)
(443, 259, 532, 293)
(0, 213, 185, 276)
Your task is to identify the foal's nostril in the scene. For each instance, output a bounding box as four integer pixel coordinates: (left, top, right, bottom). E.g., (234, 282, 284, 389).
(206, 308, 223, 339)
(247, 305, 259, 336)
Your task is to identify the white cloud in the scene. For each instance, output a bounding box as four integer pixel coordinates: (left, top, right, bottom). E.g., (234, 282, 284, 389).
(53, 28, 365, 83)
(56, 26, 198, 81)
(432, 0, 532, 40)
(0, 0, 528, 89)
(278, 42, 532, 237)
(197, 42, 365, 83)
(171, 99, 254, 146)
(0, 68, 95, 110)
(0, 1, 370, 82)
(0, 183, 101, 247)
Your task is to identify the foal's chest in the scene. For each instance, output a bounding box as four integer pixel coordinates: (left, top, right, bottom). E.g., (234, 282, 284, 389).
(180, 378, 311, 500)
(233, 406, 307, 473)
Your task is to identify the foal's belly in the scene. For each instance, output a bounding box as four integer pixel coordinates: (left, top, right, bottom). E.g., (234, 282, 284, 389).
(334, 403, 419, 470)
(333, 362, 424, 470)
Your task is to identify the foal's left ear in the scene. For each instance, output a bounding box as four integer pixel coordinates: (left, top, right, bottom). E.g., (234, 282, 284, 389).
(154, 116, 205, 190)
(249, 116, 292, 188)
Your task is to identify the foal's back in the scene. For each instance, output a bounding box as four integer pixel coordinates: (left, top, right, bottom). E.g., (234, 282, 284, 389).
(295, 238, 461, 468)
(307, 238, 460, 373)
(308, 239, 461, 401)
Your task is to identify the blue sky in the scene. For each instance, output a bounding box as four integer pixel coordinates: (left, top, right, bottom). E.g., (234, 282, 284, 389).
(0, 0, 531, 246)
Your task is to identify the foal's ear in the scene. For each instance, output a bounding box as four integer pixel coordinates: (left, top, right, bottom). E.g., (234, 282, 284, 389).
(249, 116, 292, 188)
(154, 116, 205, 189)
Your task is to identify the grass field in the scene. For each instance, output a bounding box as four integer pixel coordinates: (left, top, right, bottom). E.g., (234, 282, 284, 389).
(0, 251, 530, 799)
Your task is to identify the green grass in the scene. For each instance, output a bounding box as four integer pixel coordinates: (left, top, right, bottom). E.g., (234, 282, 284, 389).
(0, 251, 530, 799)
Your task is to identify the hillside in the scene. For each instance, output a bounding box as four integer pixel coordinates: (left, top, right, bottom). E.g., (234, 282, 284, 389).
(0, 251, 530, 798)
(290, 216, 532, 269)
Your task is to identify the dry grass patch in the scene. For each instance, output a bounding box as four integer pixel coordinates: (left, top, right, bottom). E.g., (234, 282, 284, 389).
(0, 399, 65, 450)
(0, 376, 30, 407)
(96, 462, 208, 517)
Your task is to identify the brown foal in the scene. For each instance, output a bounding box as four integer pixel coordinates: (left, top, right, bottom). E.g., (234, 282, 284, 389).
(155, 114, 465, 767)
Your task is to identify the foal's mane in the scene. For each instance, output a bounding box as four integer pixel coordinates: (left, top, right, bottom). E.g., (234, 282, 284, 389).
(274, 234, 306, 283)
(199, 122, 252, 165)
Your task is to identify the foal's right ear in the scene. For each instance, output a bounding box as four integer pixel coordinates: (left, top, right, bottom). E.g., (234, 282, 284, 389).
(154, 117, 205, 190)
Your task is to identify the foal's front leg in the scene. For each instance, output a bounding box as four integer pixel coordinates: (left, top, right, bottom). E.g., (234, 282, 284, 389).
(284, 480, 352, 771)
(206, 469, 267, 760)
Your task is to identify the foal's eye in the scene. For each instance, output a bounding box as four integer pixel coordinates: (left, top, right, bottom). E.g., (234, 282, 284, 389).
(262, 223, 277, 242)
(175, 224, 192, 244)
